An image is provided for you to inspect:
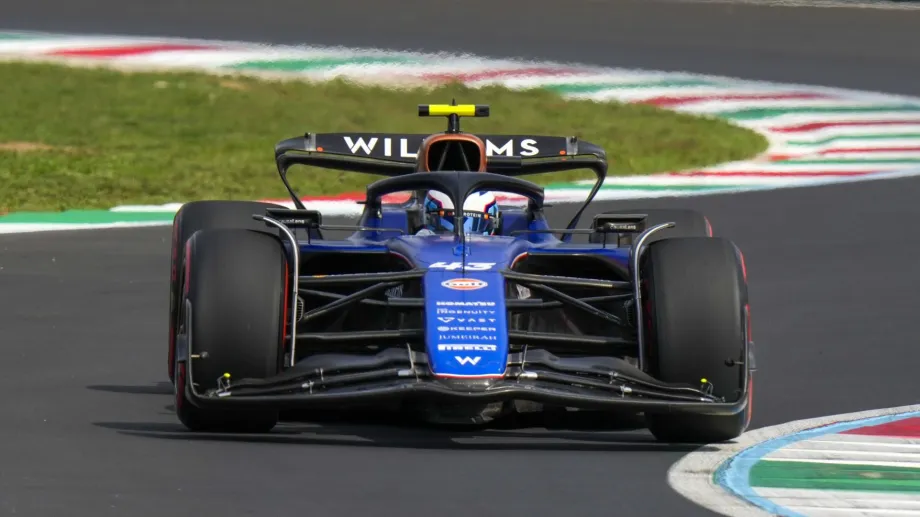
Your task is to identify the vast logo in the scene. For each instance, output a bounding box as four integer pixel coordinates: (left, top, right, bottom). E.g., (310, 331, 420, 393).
(441, 278, 488, 291)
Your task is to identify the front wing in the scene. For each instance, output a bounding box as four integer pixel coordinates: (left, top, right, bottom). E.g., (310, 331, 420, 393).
(181, 345, 751, 417)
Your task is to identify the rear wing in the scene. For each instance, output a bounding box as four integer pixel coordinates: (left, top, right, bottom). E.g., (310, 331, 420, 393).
(286, 132, 604, 162)
(272, 104, 609, 239)
(273, 132, 606, 174)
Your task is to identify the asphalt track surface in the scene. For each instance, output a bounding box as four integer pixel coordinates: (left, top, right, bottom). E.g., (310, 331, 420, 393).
(2, 1, 920, 516)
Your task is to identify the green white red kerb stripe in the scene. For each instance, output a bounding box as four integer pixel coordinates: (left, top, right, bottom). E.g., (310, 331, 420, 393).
(2, 30, 920, 220)
(668, 404, 920, 517)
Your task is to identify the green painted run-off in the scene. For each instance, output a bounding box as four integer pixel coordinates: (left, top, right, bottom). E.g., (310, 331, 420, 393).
(785, 133, 920, 146)
(543, 79, 718, 94)
(226, 56, 419, 72)
(0, 33, 45, 40)
(750, 460, 920, 493)
(718, 105, 920, 120)
(0, 211, 174, 224)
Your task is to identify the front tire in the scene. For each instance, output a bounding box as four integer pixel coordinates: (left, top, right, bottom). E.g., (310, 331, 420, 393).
(642, 237, 753, 443)
(174, 228, 288, 433)
(168, 200, 286, 382)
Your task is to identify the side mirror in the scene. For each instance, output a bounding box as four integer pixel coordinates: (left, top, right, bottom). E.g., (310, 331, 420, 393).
(592, 213, 648, 247)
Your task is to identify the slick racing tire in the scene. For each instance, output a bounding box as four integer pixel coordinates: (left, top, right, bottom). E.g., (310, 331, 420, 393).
(588, 208, 712, 244)
(168, 200, 286, 383)
(641, 237, 753, 444)
(174, 228, 287, 433)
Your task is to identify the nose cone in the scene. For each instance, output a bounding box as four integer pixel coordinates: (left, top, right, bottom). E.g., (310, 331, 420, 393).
(422, 268, 508, 379)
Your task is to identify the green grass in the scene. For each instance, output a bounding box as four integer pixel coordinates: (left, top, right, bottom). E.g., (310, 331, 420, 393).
(0, 61, 768, 211)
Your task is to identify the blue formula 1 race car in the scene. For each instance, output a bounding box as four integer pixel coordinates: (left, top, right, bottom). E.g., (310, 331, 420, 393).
(167, 103, 756, 443)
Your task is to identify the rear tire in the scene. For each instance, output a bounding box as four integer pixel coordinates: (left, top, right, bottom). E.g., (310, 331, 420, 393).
(168, 200, 286, 382)
(589, 208, 712, 244)
(642, 237, 753, 443)
(174, 228, 288, 433)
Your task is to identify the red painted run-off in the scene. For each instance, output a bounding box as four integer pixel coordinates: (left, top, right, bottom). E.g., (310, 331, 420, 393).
(767, 147, 920, 161)
(842, 417, 920, 438)
(48, 44, 216, 58)
(771, 120, 920, 133)
(643, 92, 831, 107)
(420, 67, 582, 82)
(265, 190, 541, 205)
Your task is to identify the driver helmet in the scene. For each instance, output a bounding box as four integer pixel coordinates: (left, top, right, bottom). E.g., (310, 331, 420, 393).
(424, 190, 499, 235)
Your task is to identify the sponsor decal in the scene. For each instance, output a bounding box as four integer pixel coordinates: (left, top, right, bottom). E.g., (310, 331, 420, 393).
(430, 261, 495, 271)
(437, 344, 498, 351)
(441, 278, 488, 291)
(437, 308, 496, 316)
(455, 356, 481, 366)
(485, 138, 539, 157)
(341, 136, 539, 158)
(436, 301, 496, 307)
(438, 334, 497, 341)
(441, 326, 497, 332)
(437, 316, 455, 322)
(344, 136, 418, 158)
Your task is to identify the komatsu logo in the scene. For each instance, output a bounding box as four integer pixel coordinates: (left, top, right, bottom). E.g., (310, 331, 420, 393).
(436, 301, 496, 307)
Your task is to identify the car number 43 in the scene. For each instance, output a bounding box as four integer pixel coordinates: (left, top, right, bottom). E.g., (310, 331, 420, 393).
(430, 261, 495, 271)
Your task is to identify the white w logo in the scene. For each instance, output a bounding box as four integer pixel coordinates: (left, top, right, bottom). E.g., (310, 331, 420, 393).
(455, 356, 481, 366)
(343, 136, 378, 154)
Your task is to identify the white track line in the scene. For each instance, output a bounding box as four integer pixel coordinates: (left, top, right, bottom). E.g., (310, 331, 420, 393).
(662, 0, 920, 10)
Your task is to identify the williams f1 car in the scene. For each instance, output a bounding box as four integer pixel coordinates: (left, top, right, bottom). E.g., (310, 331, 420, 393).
(167, 103, 755, 443)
